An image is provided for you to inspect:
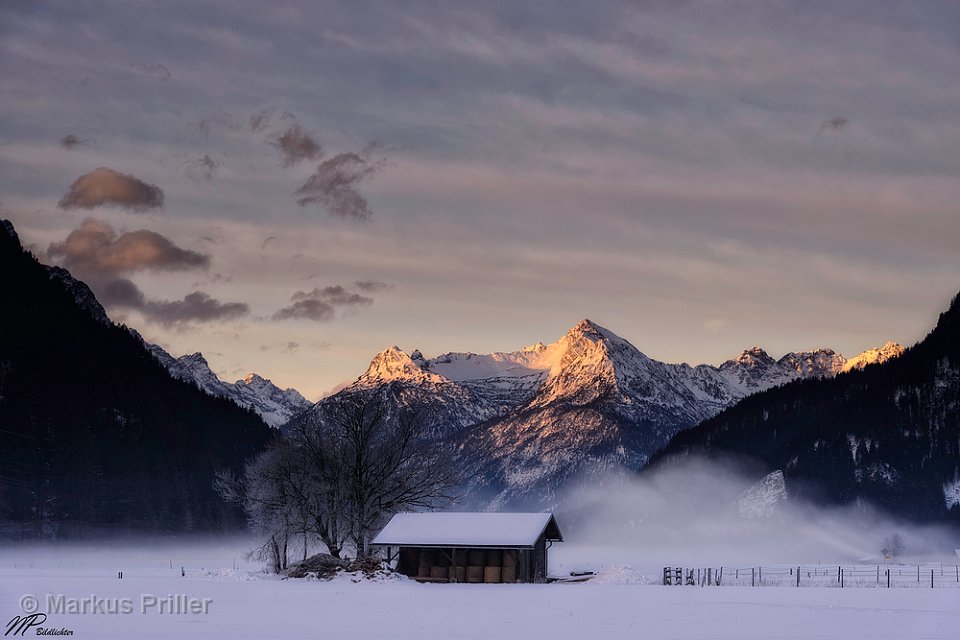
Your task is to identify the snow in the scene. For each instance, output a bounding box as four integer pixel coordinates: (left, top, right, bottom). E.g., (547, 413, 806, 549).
(307, 322, 905, 509)
(840, 342, 905, 373)
(2, 540, 958, 639)
(146, 345, 310, 427)
(586, 565, 654, 585)
(372, 512, 559, 547)
(738, 470, 788, 519)
(943, 474, 960, 510)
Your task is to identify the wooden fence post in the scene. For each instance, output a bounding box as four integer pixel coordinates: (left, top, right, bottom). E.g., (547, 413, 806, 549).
(751, 567, 755, 587)
(797, 567, 800, 587)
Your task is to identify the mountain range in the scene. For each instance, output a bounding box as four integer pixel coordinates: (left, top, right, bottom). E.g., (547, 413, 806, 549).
(14, 212, 943, 526)
(145, 346, 311, 428)
(293, 318, 903, 508)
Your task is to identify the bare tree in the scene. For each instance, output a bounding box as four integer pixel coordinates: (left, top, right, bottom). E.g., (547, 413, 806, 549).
(294, 391, 460, 558)
(218, 391, 459, 568)
(215, 438, 315, 571)
(881, 533, 906, 559)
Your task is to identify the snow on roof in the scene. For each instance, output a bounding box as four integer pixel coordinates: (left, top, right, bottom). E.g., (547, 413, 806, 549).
(371, 512, 562, 548)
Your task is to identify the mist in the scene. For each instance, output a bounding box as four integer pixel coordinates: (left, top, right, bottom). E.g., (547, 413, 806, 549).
(549, 457, 959, 575)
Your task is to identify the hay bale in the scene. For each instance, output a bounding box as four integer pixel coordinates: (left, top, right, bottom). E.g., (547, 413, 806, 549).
(483, 566, 502, 583)
(501, 565, 518, 583)
(467, 549, 485, 565)
(466, 566, 484, 583)
(417, 565, 431, 578)
(430, 566, 449, 580)
(486, 549, 503, 566)
(502, 549, 518, 567)
(454, 566, 466, 583)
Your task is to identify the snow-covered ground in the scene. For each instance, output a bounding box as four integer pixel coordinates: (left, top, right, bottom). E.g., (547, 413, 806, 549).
(1, 538, 958, 639)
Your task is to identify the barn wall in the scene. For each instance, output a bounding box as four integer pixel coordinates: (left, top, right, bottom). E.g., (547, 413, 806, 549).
(533, 536, 547, 583)
(394, 546, 542, 583)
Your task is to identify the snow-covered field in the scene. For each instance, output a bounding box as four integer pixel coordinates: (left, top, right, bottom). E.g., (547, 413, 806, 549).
(2, 538, 958, 639)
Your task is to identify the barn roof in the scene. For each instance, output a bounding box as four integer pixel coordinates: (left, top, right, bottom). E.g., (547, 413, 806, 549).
(371, 512, 563, 548)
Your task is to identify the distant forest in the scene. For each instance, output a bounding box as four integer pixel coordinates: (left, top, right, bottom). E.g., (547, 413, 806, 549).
(0, 222, 274, 538)
(650, 293, 960, 525)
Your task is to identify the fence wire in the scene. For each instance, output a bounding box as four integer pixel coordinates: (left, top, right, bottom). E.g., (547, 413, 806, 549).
(661, 564, 960, 589)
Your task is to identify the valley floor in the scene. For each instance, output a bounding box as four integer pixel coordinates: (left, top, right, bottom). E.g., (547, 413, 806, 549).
(1, 540, 957, 639)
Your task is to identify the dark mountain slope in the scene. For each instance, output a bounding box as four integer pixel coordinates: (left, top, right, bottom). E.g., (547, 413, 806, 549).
(0, 220, 273, 536)
(648, 292, 960, 524)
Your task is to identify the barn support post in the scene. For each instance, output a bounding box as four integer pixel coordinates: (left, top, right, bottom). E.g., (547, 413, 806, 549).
(452, 549, 457, 583)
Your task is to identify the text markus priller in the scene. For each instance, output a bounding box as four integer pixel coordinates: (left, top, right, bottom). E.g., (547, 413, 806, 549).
(29, 594, 213, 615)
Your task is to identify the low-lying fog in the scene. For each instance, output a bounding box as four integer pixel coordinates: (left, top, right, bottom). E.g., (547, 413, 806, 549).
(551, 456, 959, 574)
(1, 457, 956, 576)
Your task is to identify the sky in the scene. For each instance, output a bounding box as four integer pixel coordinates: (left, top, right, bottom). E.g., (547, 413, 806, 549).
(2, 1, 959, 400)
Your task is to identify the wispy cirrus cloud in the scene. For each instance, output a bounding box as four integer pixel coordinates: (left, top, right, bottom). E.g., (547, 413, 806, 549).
(296, 146, 386, 219)
(353, 279, 393, 292)
(819, 116, 849, 133)
(58, 167, 164, 212)
(184, 154, 221, 183)
(60, 134, 92, 150)
(268, 124, 323, 168)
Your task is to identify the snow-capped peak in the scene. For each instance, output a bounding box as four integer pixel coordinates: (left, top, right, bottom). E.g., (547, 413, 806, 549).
(733, 346, 776, 366)
(778, 348, 845, 378)
(841, 341, 905, 373)
(357, 346, 448, 386)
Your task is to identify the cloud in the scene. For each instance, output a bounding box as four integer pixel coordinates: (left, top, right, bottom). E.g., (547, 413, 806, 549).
(268, 124, 323, 168)
(58, 167, 164, 212)
(184, 154, 221, 183)
(248, 108, 273, 133)
(60, 134, 91, 150)
(353, 279, 393, 292)
(97, 277, 249, 327)
(272, 285, 373, 321)
(259, 341, 300, 353)
(295, 146, 386, 219)
(819, 116, 849, 133)
(144, 291, 249, 327)
(47, 218, 209, 277)
(194, 109, 239, 138)
(129, 62, 171, 81)
(97, 277, 146, 307)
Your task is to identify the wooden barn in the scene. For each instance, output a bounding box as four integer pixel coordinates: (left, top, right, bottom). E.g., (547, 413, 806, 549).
(371, 512, 563, 583)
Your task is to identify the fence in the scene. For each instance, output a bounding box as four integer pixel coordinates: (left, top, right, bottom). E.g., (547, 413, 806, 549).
(662, 564, 960, 589)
